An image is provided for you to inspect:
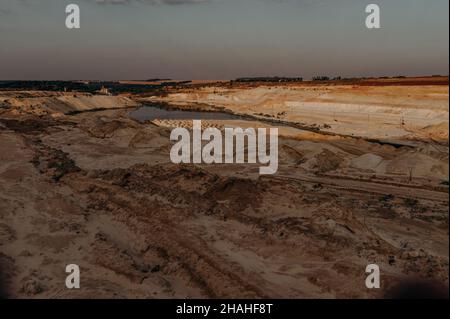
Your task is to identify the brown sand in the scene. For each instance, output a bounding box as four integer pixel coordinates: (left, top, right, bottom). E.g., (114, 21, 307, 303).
(0, 80, 448, 298)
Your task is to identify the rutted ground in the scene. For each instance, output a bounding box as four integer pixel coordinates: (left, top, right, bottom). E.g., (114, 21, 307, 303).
(0, 82, 448, 298)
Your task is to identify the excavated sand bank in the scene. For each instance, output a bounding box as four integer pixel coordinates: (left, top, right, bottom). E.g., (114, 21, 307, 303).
(145, 82, 449, 143)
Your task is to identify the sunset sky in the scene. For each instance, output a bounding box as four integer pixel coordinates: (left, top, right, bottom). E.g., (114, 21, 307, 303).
(0, 0, 448, 80)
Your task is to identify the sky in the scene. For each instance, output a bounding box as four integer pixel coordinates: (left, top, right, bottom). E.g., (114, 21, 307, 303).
(0, 0, 448, 80)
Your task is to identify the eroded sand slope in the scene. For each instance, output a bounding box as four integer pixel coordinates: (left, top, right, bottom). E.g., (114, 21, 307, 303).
(0, 91, 139, 116)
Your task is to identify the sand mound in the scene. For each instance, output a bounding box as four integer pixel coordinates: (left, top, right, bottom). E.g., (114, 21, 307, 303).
(85, 119, 135, 139)
(350, 153, 385, 172)
(279, 144, 306, 165)
(128, 128, 170, 150)
(387, 153, 449, 180)
(312, 149, 345, 173)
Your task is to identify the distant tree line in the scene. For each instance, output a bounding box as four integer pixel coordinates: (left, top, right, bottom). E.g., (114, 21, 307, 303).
(146, 78, 172, 82)
(234, 77, 303, 83)
(312, 76, 330, 81)
(0, 81, 186, 95)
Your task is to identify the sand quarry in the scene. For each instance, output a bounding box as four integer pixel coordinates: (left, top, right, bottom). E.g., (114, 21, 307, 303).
(0, 78, 448, 298)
